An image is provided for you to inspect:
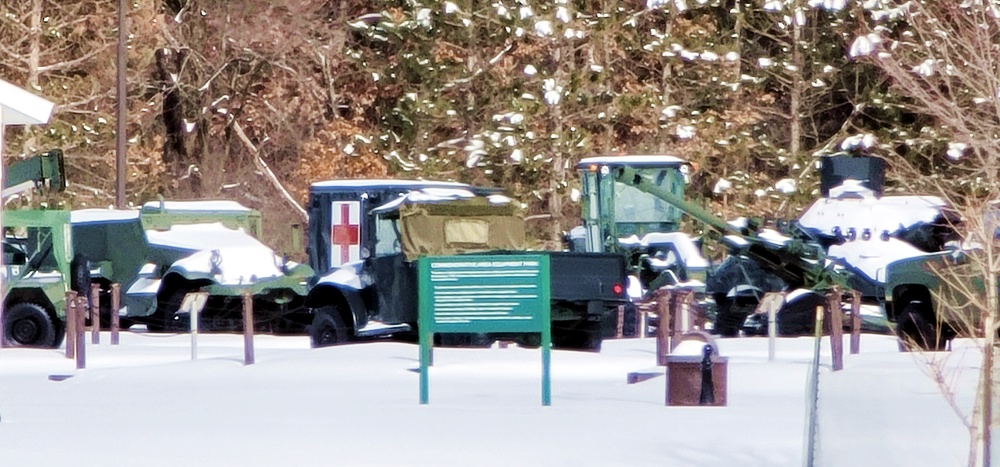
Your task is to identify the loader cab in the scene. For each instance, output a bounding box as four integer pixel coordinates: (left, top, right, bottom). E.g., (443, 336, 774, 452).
(575, 155, 689, 254)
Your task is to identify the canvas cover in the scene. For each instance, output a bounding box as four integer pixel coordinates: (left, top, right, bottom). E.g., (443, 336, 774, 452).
(396, 199, 526, 260)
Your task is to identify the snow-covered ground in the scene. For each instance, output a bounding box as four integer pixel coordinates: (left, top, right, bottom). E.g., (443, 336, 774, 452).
(0, 331, 982, 466)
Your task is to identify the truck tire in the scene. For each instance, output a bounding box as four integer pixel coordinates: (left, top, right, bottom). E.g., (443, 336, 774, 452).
(896, 301, 944, 351)
(3, 302, 57, 348)
(70, 254, 94, 315)
(310, 307, 349, 347)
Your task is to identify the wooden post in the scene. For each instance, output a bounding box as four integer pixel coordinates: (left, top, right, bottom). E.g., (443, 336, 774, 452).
(670, 291, 685, 352)
(242, 291, 255, 365)
(616, 305, 625, 338)
(65, 291, 78, 358)
(850, 289, 861, 354)
(656, 290, 672, 366)
(110, 284, 121, 345)
(75, 294, 86, 370)
(828, 287, 843, 372)
(90, 283, 101, 344)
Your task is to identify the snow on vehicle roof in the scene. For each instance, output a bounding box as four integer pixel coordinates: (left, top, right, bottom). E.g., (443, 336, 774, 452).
(145, 223, 267, 251)
(577, 155, 686, 168)
(141, 200, 252, 212)
(827, 237, 929, 283)
(71, 208, 141, 223)
(371, 188, 512, 213)
(799, 191, 948, 237)
(310, 179, 469, 189)
(167, 246, 286, 285)
(617, 232, 709, 268)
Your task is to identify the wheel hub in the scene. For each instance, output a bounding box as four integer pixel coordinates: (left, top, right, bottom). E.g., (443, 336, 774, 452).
(12, 318, 39, 343)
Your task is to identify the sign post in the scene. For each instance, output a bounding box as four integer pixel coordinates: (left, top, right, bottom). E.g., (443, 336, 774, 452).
(418, 254, 551, 406)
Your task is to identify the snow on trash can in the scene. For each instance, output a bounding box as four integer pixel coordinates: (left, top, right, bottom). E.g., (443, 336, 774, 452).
(664, 331, 727, 406)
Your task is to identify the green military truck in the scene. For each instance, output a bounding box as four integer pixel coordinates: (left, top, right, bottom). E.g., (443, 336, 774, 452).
(2, 150, 74, 347)
(2, 210, 73, 347)
(70, 200, 313, 332)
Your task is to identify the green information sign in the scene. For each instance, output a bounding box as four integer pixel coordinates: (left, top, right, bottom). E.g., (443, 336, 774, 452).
(418, 254, 551, 406)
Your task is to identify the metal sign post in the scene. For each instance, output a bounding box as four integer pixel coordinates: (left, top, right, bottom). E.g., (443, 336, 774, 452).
(418, 254, 551, 406)
(180, 292, 209, 360)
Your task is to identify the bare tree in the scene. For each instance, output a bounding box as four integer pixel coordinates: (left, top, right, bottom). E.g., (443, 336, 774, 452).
(856, 2, 1000, 465)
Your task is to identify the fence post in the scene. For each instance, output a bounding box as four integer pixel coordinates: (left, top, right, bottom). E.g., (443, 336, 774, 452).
(242, 291, 255, 365)
(670, 290, 685, 352)
(656, 289, 672, 366)
(74, 295, 86, 370)
(828, 287, 843, 372)
(90, 283, 101, 345)
(65, 290, 78, 359)
(850, 289, 861, 354)
(110, 284, 120, 345)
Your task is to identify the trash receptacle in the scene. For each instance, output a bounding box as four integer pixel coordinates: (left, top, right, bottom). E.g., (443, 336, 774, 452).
(664, 335, 728, 406)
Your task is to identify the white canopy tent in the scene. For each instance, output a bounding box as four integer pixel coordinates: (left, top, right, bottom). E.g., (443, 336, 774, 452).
(0, 78, 56, 346)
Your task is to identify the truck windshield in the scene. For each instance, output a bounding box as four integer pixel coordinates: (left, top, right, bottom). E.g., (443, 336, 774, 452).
(613, 168, 677, 225)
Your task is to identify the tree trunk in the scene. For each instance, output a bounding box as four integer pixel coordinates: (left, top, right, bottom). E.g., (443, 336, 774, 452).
(789, 2, 803, 162)
(155, 48, 200, 196)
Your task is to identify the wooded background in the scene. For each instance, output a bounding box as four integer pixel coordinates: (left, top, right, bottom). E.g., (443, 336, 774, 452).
(0, 0, 978, 255)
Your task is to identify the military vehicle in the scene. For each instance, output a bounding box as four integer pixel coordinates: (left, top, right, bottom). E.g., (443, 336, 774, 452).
(70, 200, 313, 332)
(571, 155, 849, 337)
(303, 180, 631, 350)
(2, 150, 74, 347)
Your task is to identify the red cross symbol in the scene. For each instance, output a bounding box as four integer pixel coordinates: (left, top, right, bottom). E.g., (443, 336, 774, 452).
(331, 201, 360, 264)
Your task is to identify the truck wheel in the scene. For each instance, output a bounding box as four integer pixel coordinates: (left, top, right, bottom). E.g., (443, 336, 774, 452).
(896, 301, 944, 351)
(310, 308, 348, 347)
(3, 303, 57, 348)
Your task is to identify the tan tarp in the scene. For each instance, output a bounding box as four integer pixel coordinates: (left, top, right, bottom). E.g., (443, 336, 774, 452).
(398, 200, 526, 260)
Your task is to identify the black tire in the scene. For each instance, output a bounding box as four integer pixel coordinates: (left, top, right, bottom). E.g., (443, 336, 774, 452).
(70, 254, 93, 314)
(310, 307, 349, 347)
(151, 284, 196, 332)
(896, 301, 945, 351)
(4, 302, 57, 348)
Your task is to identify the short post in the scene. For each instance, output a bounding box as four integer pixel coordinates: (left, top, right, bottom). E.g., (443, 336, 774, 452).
(828, 287, 843, 372)
(670, 291, 685, 352)
(110, 284, 121, 345)
(850, 289, 861, 354)
(656, 290, 672, 366)
(242, 291, 254, 365)
(756, 292, 785, 362)
(699, 344, 715, 405)
(65, 291, 78, 359)
(90, 283, 101, 345)
(615, 305, 625, 338)
(679, 291, 691, 335)
(191, 296, 199, 361)
(74, 295, 86, 370)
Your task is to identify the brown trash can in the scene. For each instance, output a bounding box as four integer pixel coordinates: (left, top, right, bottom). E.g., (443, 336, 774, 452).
(664, 352, 728, 406)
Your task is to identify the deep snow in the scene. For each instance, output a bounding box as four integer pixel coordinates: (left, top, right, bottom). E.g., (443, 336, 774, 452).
(0, 331, 983, 466)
